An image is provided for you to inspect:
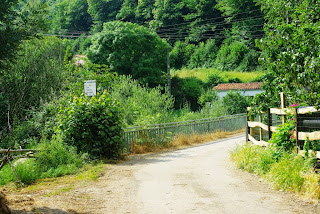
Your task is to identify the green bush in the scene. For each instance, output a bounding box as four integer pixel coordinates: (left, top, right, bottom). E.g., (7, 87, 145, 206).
(215, 40, 249, 71)
(198, 89, 218, 107)
(0, 134, 83, 185)
(222, 90, 248, 114)
(188, 39, 219, 69)
(204, 73, 224, 89)
(269, 119, 296, 154)
(58, 90, 124, 159)
(109, 76, 174, 126)
(36, 134, 83, 172)
(171, 76, 204, 111)
(170, 41, 196, 69)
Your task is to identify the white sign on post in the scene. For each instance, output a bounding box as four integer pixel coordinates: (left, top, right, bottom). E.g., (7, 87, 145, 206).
(84, 80, 97, 96)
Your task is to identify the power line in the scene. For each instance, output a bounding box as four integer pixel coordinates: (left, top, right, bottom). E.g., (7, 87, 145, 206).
(156, 15, 265, 33)
(153, 8, 263, 29)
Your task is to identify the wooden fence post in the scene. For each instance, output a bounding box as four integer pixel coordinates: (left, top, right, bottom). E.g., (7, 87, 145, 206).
(267, 108, 272, 140)
(246, 109, 249, 142)
(295, 108, 299, 153)
(259, 114, 262, 142)
(280, 92, 286, 125)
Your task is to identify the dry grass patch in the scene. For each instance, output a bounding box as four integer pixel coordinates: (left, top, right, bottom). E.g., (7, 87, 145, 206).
(131, 129, 244, 154)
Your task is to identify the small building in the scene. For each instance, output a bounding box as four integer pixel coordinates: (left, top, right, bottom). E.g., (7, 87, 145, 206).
(214, 82, 263, 99)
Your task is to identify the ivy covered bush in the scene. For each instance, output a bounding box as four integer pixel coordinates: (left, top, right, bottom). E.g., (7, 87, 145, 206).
(58, 90, 124, 159)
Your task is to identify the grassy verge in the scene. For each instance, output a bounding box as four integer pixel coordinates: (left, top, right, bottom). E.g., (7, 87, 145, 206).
(131, 129, 244, 154)
(231, 143, 320, 200)
(172, 68, 264, 82)
(3, 163, 105, 194)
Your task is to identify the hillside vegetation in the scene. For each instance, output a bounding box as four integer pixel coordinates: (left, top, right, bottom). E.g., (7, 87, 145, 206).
(173, 68, 264, 83)
(1, 0, 320, 199)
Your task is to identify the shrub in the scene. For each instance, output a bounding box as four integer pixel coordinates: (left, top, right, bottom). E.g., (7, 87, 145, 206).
(269, 119, 296, 154)
(109, 76, 174, 126)
(58, 90, 124, 159)
(188, 39, 219, 69)
(215, 40, 249, 71)
(198, 89, 218, 107)
(227, 77, 242, 83)
(0, 134, 83, 185)
(170, 41, 196, 69)
(204, 73, 224, 89)
(171, 76, 204, 111)
(222, 90, 248, 114)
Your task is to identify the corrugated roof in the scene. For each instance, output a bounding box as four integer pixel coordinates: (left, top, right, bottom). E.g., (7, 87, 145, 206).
(214, 82, 262, 91)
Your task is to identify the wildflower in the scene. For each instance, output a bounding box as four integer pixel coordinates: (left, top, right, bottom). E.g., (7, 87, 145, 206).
(290, 135, 294, 139)
(291, 102, 298, 108)
(291, 117, 294, 121)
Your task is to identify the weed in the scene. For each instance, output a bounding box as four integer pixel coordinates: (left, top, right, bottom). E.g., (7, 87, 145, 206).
(231, 143, 320, 200)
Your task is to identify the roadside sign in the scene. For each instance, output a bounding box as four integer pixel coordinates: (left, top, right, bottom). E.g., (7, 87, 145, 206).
(84, 80, 96, 96)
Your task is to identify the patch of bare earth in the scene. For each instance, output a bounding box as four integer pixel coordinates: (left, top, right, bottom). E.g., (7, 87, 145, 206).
(5, 135, 320, 214)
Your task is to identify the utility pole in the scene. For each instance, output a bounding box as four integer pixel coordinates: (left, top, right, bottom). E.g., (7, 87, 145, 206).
(167, 47, 171, 95)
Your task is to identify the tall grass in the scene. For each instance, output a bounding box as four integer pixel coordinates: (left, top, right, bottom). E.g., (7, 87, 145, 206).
(231, 143, 320, 200)
(172, 68, 264, 82)
(0, 134, 84, 186)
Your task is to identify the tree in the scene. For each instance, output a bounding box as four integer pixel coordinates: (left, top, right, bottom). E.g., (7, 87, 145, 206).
(116, 0, 137, 23)
(0, 0, 24, 67)
(87, 21, 168, 87)
(252, 0, 320, 110)
(1, 37, 67, 128)
(216, 0, 264, 41)
(0, 0, 48, 68)
(171, 76, 203, 111)
(49, 0, 92, 32)
(87, 0, 123, 31)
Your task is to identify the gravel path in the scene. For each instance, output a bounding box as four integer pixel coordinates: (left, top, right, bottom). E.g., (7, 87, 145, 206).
(8, 135, 320, 213)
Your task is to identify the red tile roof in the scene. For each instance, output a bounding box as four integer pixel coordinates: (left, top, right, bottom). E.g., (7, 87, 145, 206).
(214, 82, 262, 91)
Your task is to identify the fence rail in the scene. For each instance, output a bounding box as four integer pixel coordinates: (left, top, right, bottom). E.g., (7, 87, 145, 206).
(246, 106, 320, 158)
(123, 114, 246, 152)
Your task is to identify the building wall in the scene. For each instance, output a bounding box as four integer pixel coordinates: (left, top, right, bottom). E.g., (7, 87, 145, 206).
(217, 89, 264, 99)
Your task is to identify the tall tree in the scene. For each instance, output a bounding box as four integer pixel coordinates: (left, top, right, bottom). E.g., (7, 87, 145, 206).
(49, 0, 92, 32)
(216, 0, 264, 42)
(87, 21, 169, 87)
(0, 0, 23, 67)
(87, 0, 123, 31)
(252, 0, 320, 110)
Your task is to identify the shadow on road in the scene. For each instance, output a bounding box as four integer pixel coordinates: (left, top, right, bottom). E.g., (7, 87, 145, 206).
(11, 206, 84, 214)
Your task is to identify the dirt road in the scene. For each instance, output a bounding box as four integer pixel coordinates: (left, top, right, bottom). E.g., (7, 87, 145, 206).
(9, 135, 320, 213)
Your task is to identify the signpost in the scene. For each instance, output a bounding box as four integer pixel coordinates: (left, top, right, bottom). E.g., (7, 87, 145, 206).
(84, 80, 96, 96)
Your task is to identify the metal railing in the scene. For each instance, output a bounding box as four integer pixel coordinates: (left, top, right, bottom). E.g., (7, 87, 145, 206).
(123, 113, 246, 151)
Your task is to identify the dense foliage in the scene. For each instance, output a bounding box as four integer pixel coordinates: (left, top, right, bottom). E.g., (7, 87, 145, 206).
(58, 91, 124, 159)
(252, 0, 320, 110)
(88, 21, 168, 87)
(0, 37, 67, 134)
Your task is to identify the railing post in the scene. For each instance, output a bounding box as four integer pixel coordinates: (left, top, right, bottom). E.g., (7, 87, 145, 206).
(295, 108, 299, 153)
(280, 92, 286, 125)
(267, 108, 272, 140)
(246, 109, 249, 142)
(259, 114, 262, 142)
